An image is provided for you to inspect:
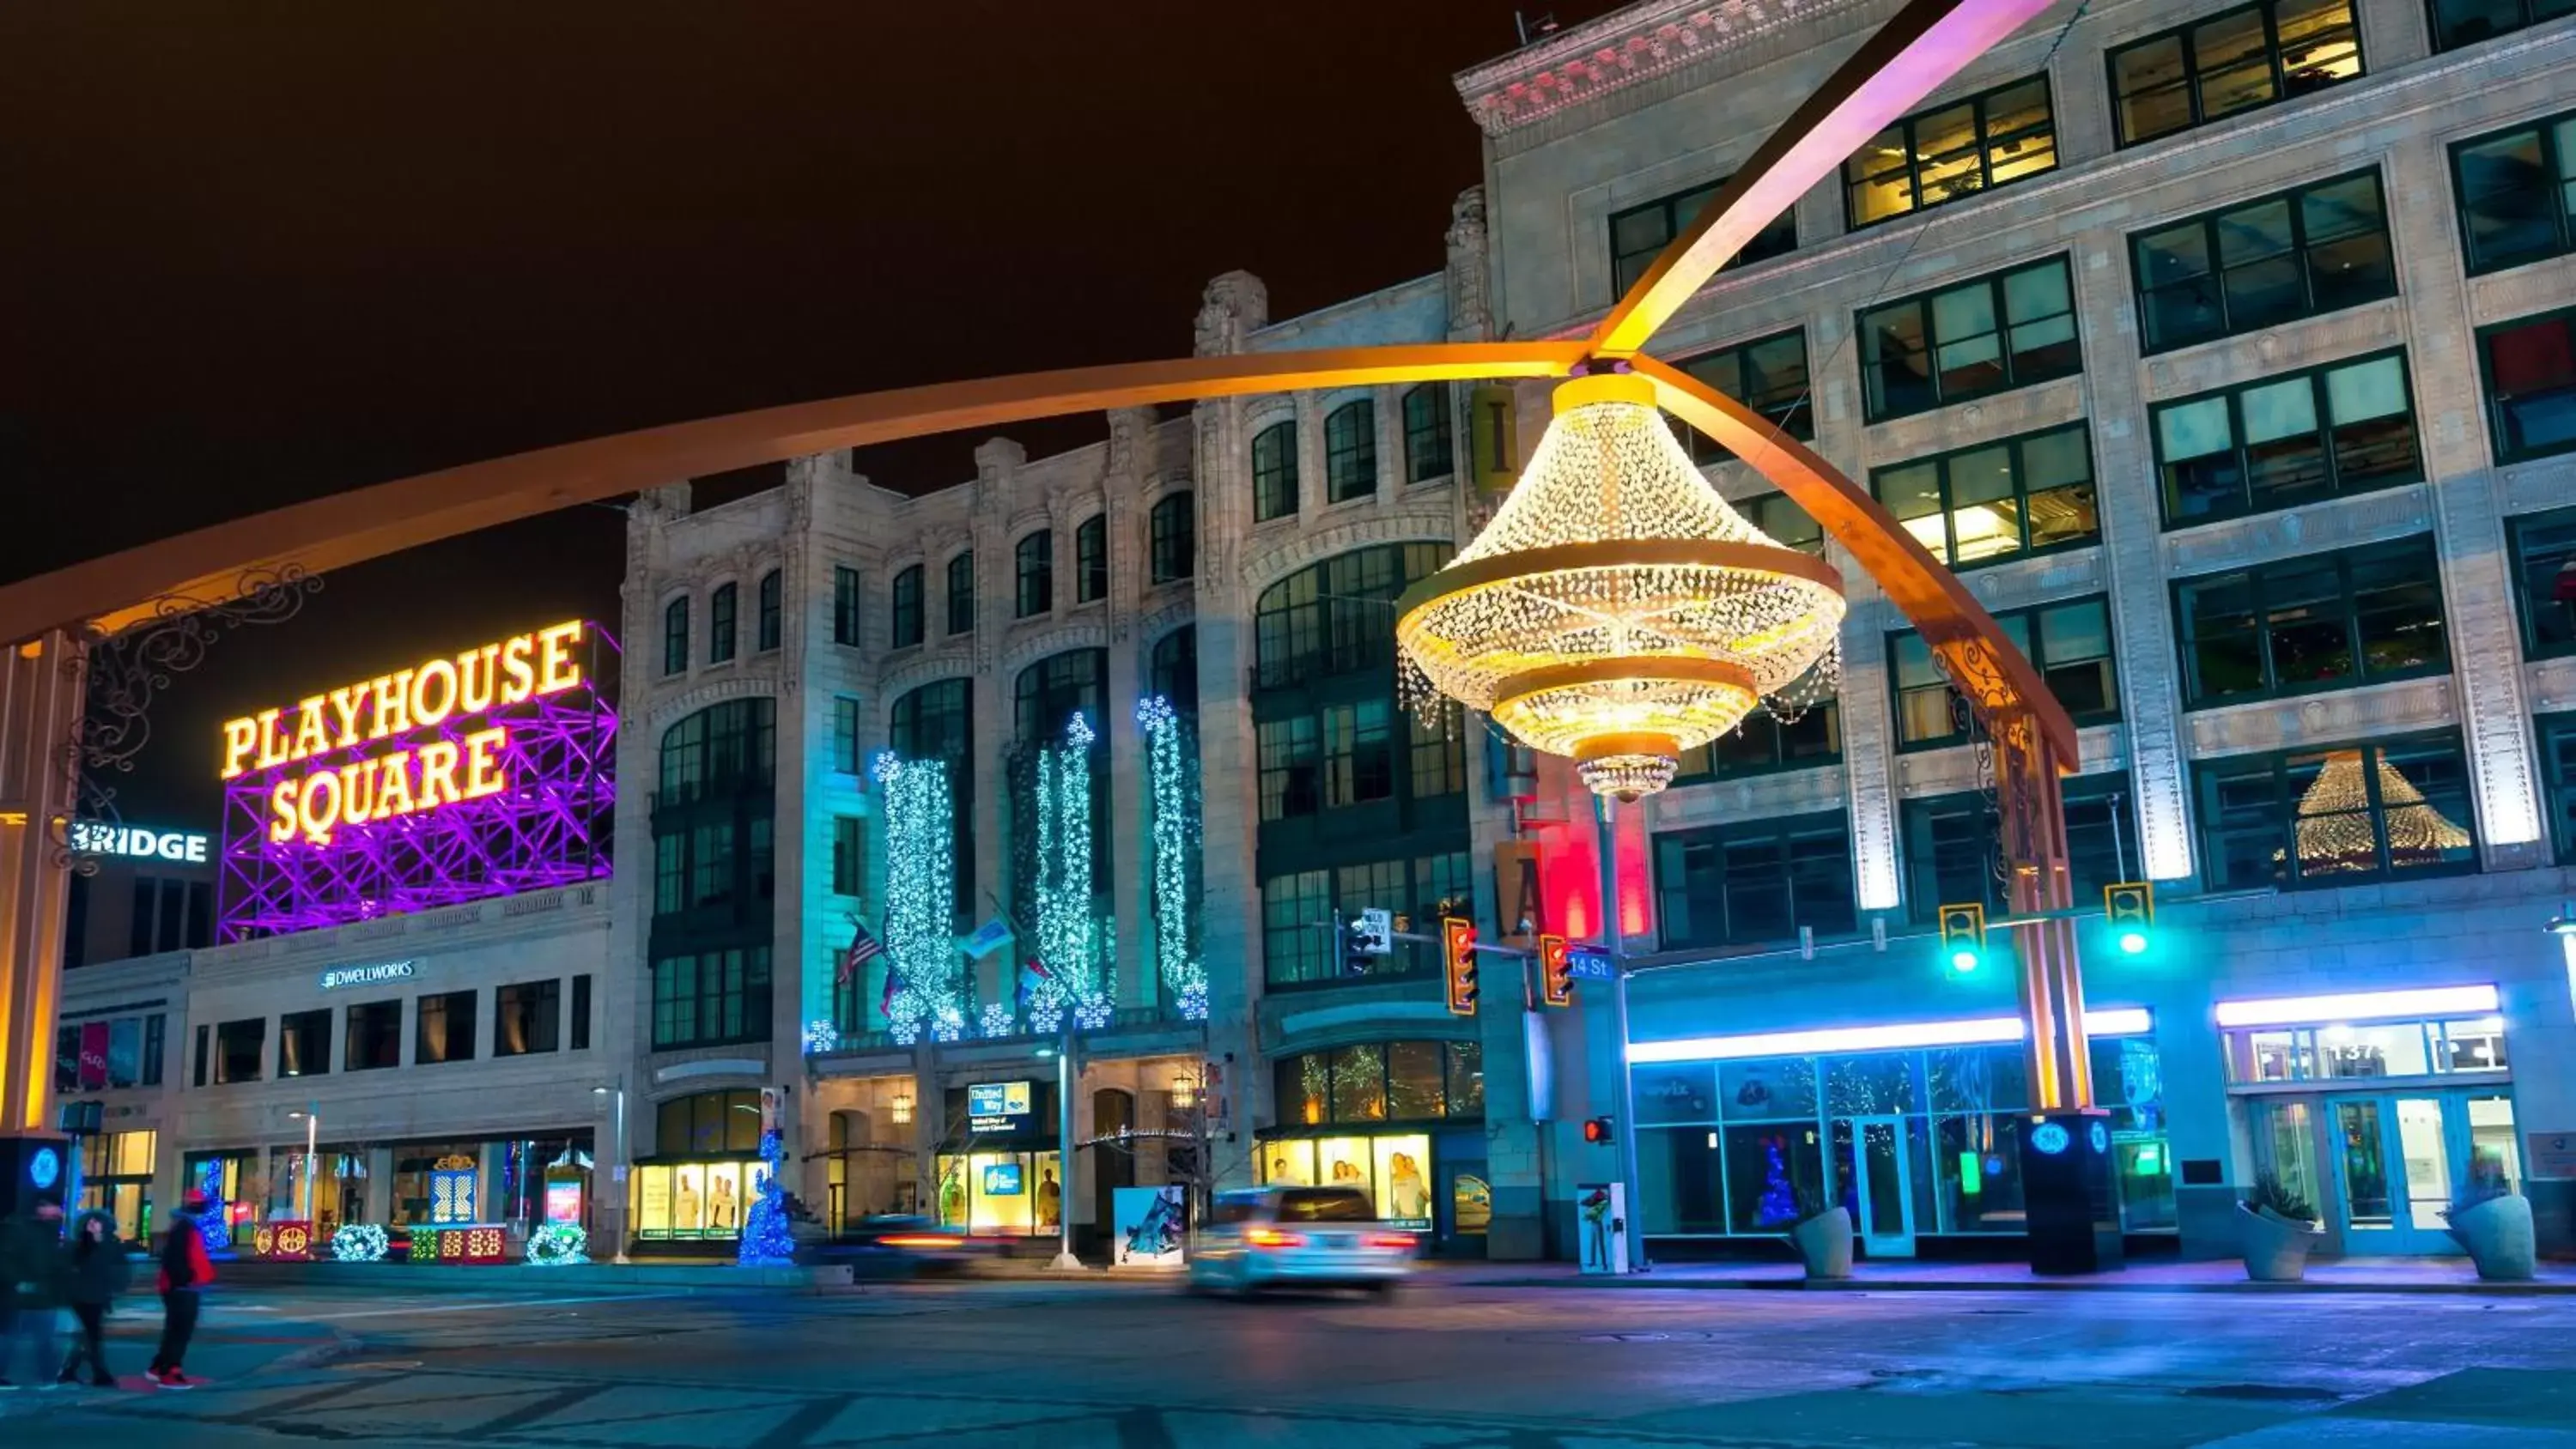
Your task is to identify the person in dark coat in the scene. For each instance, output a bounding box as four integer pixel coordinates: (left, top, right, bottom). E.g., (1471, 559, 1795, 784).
(148, 1192, 215, 1389)
(57, 1210, 131, 1387)
(0, 1195, 67, 1390)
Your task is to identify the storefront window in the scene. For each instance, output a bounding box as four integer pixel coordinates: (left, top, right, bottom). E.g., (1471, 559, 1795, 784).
(636, 1161, 750, 1240)
(1722, 1123, 1825, 1233)
(1273, 1040, 1485, 1126)
(79, 1130, 158, 1243)
(2223, 1015, 2507, 1082)
(1331, 1045, 1388, 1122)
(930, 1150, 1063, 1235)
(1255, 1133, 1434, 1228)
(1387, 1040, 1444, 1119)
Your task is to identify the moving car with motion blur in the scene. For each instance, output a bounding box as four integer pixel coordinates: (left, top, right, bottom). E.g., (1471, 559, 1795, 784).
(805, 1214, 998, 1278)
(1188, 1185, 1416, 1296)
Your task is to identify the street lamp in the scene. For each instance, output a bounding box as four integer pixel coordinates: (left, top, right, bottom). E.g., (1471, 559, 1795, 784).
(287, 1108, 318, 1222)
(890, 1092, 914, 1126)
(1169, 1070, 1197, 1113)
(592, 1082, 629, 1264)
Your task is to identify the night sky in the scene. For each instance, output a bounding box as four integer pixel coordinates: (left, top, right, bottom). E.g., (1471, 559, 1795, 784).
(6, 2, 1624, 830)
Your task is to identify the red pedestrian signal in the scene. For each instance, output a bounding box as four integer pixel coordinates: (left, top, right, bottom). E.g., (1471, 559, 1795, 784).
(1582, 1116, 1615, 1146)
(1443, 917, 1479, 1016)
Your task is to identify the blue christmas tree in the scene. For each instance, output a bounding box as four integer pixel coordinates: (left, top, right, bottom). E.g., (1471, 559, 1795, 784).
(1756, 1137, 1796, 1226)
(737, 1129, 796, 1267)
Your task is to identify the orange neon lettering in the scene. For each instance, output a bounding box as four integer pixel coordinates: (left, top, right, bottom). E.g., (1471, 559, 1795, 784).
(337, 759, 378, 828)
(411, 658, 459, 728)
(537, 621, 583, 695)
(416, 740, 462, 809)
(501, 634, 537, 703)
(222, 718, 258, 779)
(290, 694, 330, 762)
(255, 708, 289, 770)
(462, 726, 507, 799)
(329, 682, 371, 749)
(458, 645, 500, 715)
(374, 749, 416, 817)
(268, 779, 300, 843)
(298, 768, 343, 846)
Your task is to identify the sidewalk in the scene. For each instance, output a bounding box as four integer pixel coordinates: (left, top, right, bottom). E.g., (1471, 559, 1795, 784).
(0, 1297, 355, 1416)
(1449, 1255, 2576, 1294)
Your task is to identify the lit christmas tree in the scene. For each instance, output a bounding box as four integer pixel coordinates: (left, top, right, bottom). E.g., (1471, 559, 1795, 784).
(737, 1128, 795, 1268)
(1756, 1137, 1796, 1226)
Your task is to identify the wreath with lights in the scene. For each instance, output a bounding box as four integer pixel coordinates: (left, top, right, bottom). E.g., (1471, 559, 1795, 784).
(526, 1222, 590, 1266)
(331, 1223, 389, 1263)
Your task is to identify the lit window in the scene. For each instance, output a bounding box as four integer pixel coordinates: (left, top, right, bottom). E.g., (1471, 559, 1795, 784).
(1873, 422, 2098, 567)
(2196, 734, 2477, 888)
(2110, 0, 2362, 148)
(1892, 597, 2117, 749)
(1844, 77, 2057, 227)
(2479, 306, 2576, 464)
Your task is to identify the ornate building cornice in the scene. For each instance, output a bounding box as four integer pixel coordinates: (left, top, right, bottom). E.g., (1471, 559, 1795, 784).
(1451, 0, 1873, 136)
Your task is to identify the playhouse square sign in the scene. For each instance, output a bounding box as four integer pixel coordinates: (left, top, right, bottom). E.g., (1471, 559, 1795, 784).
(222, 621, 588, 847)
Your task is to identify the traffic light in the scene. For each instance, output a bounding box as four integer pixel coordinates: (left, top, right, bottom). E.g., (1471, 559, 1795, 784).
(1539, 933, 1573, 1009)
(2104, 882, 2154, 955)
(1582, 1116, 1616, 1145)
(1443, 916, 1479, 1016)
(1938, 902, 1987, 975)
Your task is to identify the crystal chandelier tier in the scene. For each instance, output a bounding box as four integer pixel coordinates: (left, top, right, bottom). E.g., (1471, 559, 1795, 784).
(1394, 371, 1846, 800)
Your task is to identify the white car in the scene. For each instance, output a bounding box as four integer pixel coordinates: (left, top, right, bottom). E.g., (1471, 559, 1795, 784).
(1188, 1185, 1417, 1296)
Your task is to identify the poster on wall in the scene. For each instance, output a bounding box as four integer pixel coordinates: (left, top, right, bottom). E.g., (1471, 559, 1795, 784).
(1316, 1137, 1370, 1191)
(1111, 1186, 1187, 1268)
(1261, 1142, 1315, 1187)
(1374, 1137, 1433, 1228)
(638, 1167, 672, 1238)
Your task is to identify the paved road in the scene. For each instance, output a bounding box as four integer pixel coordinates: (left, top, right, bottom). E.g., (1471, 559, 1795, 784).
(7, 1277, 2573, 1446)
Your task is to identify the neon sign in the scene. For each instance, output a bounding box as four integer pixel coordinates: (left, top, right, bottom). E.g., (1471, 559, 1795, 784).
(217, 621, 617, 940)
(70, 822, 211, 864)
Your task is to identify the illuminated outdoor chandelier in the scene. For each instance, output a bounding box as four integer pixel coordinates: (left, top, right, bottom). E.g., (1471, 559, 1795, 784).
(1394, 370, 1845, 801)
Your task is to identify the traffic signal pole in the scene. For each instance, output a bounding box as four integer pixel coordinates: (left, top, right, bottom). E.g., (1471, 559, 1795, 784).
(1596, 793, 1646, 1274)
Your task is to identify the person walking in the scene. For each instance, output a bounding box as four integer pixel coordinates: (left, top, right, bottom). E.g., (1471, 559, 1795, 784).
(0, 1194, 68, 1391)
(57, 1210, 131, 1388)
(148, 1191, 216, 1390)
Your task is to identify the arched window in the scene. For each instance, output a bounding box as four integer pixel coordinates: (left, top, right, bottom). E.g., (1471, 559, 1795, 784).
(890, 565, 925, 648)
(891, 678, 975, 912)
(1403, 385, 1454, 482)
(1149, 491, 1194, 584)
(657, 698, 779, 800)
(1252, 543, 1448, 689)
(945, 553, 976, 635)
(756, 569, 782, 652)
(1014, 649, 1107, 745)
(1075, 514, 1108, 603)
(1014, 531, 1054, 618)
(662, 597, 690, 676)
(708, 582, 738, 664)
(1252, 420, 1297, 522)
(1150, 626, 1197, 716)
(1325, 398, 1377, 502)
(654, 1088, 767, 1156)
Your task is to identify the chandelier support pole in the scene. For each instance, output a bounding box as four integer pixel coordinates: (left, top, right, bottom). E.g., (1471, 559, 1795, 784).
(1595, 794, 1646, 1274)
(0, 629, 83, 1187)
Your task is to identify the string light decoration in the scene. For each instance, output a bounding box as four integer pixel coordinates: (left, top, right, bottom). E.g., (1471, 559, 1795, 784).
(526, 1222, 589, 1266)
(330, 1222, 387, 1262)
(981, 1001, 1018, 1040)
(1137, 695, 1206, 1020)
(2287, 750, 2471, 874)
(1028, 712, 1114, 1029)
(874, 750, 965, 1046)
(736, 1128, 796, 1268)
(1394, 371, 1846, 800)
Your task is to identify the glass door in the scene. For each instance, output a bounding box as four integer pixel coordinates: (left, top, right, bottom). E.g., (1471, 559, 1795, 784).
(1851, 1115, 1917, 1258)
(2330, 1093, 2464, 1253)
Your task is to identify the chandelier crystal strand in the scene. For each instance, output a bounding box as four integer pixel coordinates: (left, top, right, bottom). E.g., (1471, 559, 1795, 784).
(1394, 372, 1846, 800)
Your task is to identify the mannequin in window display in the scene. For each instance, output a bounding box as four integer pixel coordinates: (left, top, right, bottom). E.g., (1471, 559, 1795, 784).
(1036, 1167, 1061, 1228)
(938, 1162, 966, 1227)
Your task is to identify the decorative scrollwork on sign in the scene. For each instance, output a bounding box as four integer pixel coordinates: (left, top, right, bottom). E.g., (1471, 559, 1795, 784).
(83, 563, 324, 777)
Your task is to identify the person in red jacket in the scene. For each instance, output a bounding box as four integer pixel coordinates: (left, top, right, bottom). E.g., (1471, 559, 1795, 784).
(148, 1192, 215, 1389)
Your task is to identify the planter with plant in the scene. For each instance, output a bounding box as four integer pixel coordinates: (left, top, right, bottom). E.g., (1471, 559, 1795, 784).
(2237, 1173, 2324, 1282)
(1783, 1183, 1850, 1281)
(2442, 1178, 2535, 1282)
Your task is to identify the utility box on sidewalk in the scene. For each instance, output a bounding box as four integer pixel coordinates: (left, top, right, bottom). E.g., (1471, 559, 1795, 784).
(2020, 1112, 2123, 1276)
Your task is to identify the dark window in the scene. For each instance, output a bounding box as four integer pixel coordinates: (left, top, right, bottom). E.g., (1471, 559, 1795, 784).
(2429, 0, 2574, 52)
(277, 1008, 331, 1079)
(1654, 811, 1858, 949)
(185, 882, 213, 948)
(1254, 543, 1448, 688)
(652, 946, 773, 1049)
(2131, 170, 2395, 352)
(416, 990, 477, 1065)
(2453, 112, 2576, 274)
(2509, 506, 2576, 658)
(1903, 774, 2142, 920)
(143, 1014, 166, 1087)
(1893, 596, 2118, 749)
(1670, 330, 1813, 464)
(1014, 647, 1107, 746)
(833, 565, 862, 646)
(342, 1001, 402, 1072)
(2480, 306, 2576, 463)
(1075, 514, 1109, 603)
(1674, 701, 1842, 781)
(2535, 712, 2576, 862)
(1609, 178, 1797, 295)
(2109, 0, 2363, 147)
(832, 695, 860, 774)
(662, 596, 689, 676)
(1874, 421, 2099, 567)
(945, 553, 975, 635)
(1407, 701, 1468, 799)
(891, 677, 975, 912)
(656, 697, 778, 802)
(1845, 76, 2057, 227)
(54, 1024, 76, 1094)
(756, 569, 782, 652)
(708, 582, 738, 664)
(126, 878, 155, 959)
(2174, 535, 2449, 706)
(2197, 733, 2478, 888)
(890, 565, 925, 646)
(1738, 492, 1825, 555)
(496, 979, 561, 1056)
(832, 815, 865, 896)
(656, 1088, 765, 1156)
(571, 975, 592, 1051)
(1149, 492, 1195, 583)
(1261, 851, 1472, 986)
(1151, 627, 1198, 714)
(1014, 530, 1053, 618)
(1325, 399, 1377, 502)
(1323, 699, 1395, 808)
(1258, 717, 1321, 822)
(2154, 350, 2420, 525)
(1859, 257, 2080, 421)
(155, 878, 183, 954)
(1252, 420, 1297, 522)
(1402, 385, 1454, 482)
(192, 1022, 209, 1088)
(214, 1017, 264, 1084)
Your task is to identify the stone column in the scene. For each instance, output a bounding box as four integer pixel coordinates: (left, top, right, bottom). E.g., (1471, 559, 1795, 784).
(970, 440, 1026, 1010)
(0, 629, 84, 1149)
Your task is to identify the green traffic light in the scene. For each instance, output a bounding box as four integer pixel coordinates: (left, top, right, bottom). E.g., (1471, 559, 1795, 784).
(2117, 929, 2149, 955)
(1947, 947, 1981, 974)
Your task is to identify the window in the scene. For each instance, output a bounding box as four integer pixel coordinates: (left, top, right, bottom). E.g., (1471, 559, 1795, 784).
(193, 1023, 208, 1088)
(656, 698, 778, 802)
(1609, 178, 1798, 294)
(1013, 649, 1107, 745)
(2429, 0, 2573, 52)
(1259, 717, 1322, 822)
(832, 695, 860, 774)
(1149, 492, 1194, 583)
(2480, 307, 2576, 463)
(2225, 1015, 2508, 1082)
(1874, 423, 2098, 568)
(1254, 543, 1448, 688)
(416, 990, 477, 1065)
(1014, 531, 1053, 618)
(657, 1088, 765, 1156)
(1325, 399, 1377, 502)
(1261, 869, 1331, 984)
(1671, 331, 1813, 464)
(1273, 1040, 1488, 1125)
(495, 979, 562, 1056)
(1844, 76, 2057, 227)
(2454, 113, 2576, 275)
(662, 597, 689, 676)
(1149, 628, 1198, 717)
(1261, 852, 1471, 985)
(832, 815, 865, 896)
(343, 1000, 401, 1071)
(1904, 774, 2142, 920)
(1252, 419, 1297, 522)
(2508, 507, 2576, 658)
(1859, 257, 2079, 420)
(1675, 700, 1842, 780)
(945, 553, 975, 635)
(1654, 812, 1857, 949)
(2196, 733, 2477, 888)
(1407, 702, 1467, 799)
(1075, 514, 1108, 603)
(833, 565, 862, 646)
(2174, 535, 2448, 706)
(277, 1009, 331, 1079)
(143, 1016, 165, 1086)
(1402, 385, 1453, 482)
(2131, 171, 2394, 352)
(756, 569, 781, 652)
(214, 1017, 264, 1084)
(708, 582, 738, 664)
(1739, 492, 1825, 555)
(2153, 351, 2420, 524)
(571, 974, 592, 1052)
(1893, 597, 2118, 748)
(890, 565, 924, 647)
(652, 946, 774, 1049)
(891, 678, 975, 912)
(1323, 700, 1396, 808)
(2537, 712, 2576, 862)
(2109, 0, 2362, 147)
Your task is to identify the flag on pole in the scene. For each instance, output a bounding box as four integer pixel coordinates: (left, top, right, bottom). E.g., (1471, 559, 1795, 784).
(958, 917, 1016, 960)
(837, 918, 885, 986)
(1015, 956, 1051, 1010)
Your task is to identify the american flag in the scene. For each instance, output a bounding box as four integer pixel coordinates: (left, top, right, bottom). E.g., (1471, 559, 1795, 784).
(837, 918, 885, 986)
